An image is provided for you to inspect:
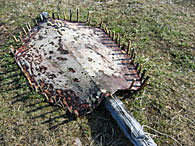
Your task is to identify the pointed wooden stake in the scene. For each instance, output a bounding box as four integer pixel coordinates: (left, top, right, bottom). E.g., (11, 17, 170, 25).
(133, 52, 136, 59)
(100, 18, 103, 28)
(22, 27, 27, 35)
(87, 11, 90, 23)
(19, 32, 24, 44)
(106, 27, 109, 34)
(70, 9, 72, 22)
(140, 76, 149, 89)
(88, 16, 91, 25)
(118, 36, 121, 47)
(130, 48, 134, 59)
(117, 33, 119, 43)
(40, 14, 43, 21)
(34, 84, 39, 92)
(63, 11, 66, 20)
(68, 105, 73, 113)
(121, 44, 126, 51)
(17, 60, 24, 72)
(13, 35, 19, 42)
(74, 110, 79, 118)
(135, 63, 139, 70)
(109, 30, 112, 37)
(10, 45, 15, 54)
(26, 24, 30, 32)
(103, 25, 105, 32)
(140, 69, 146, 81)
(129, 79, 136, 89)
(103, 25, 106, 32)
(131, 52, 135, 64)
(112, 31, 115, 41)
(138, 64, 142, 75)
(76, 8, 79, 22)
(52, 12, 55, 19)
(127, 40, 131, 55)
(34, 19, 38, 25)
(27, 22, 31, 30)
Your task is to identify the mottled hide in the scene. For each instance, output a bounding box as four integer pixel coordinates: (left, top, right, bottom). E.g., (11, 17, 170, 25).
(14, 18, 142, 116)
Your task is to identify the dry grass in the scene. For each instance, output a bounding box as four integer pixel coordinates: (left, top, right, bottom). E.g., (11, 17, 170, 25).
(0, 0, 195, 145)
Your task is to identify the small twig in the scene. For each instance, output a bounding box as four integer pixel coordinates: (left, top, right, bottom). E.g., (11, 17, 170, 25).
(144, 132, 158, 138)
(90, 133, 101, 146)
(179, 115, 195, 125)
(96, 116, 111, 121)
(143, 125, 182, 146)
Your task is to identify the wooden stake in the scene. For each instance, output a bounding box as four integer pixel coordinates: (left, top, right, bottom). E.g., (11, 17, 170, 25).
(13, 35, 19, 42)
(117, 33, 119, 43)
(63, 11, 66, 20)
(76, 8, 79, 22)
(131, 52, 136, 65)
(130, 48, 134, 59)
(127, 40, 131, 55)
(26, 24, 30, 32)
(140, 76, 149, 89)
(27, 22, 31, 30)
(121, 44, 126, 51)
(17, 60, 24, 72)
(10, 45, 15, 54)
(70, 9, 72, 22)
(19, 32, 24, 44)
(88, 16, 91, 25)
(22, 27, 27, 35)
(112, 31, 115, 41)
(106, 27, 108, 34)
(87, 11, 90, 23)
(138, 64, 142, 75)
(140, 69, 146, 81)
(135, 63, 139, 70)
(109, 30, 112, 37)
(40, 14, 43, 21)
(52, 12, 55, 19)
(118, 36, 121, 47)
(103, 25, 106, 32)
(34, 19, 38, 25)
(74, 110, 79, 118)
(100, 18, 103, 28)
(129, 79, 136, 89)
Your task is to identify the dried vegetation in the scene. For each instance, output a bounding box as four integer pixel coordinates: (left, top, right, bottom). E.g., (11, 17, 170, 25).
(0, 0, 194, 145)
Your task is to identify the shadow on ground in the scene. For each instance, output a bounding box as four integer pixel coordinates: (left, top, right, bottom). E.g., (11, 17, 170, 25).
(0, 50, 132, 145)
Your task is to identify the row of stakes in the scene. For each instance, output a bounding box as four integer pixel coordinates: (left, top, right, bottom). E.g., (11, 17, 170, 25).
(11, 9, 149, 92)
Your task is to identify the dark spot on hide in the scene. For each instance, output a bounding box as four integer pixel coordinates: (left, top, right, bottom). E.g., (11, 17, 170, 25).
(73, 78, 80, 82)
(54, 36, 61, 39)
(40, 44, 44, 48)
(48, 74, 57, 79)
(68, 68, 75, 73)
(49, 41, 55, 45)
(57, 57, 67, 61)
(88, 57, 93, 62)
(49, 51, 54, 54)
(40, 65, 47, 73)
(59, 71, 63, 74)
(38, 35, 44, 40)
(109, 66, 114, 70)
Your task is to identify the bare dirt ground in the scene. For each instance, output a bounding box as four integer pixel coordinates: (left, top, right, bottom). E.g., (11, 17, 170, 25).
(0, 0, 194, 145)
